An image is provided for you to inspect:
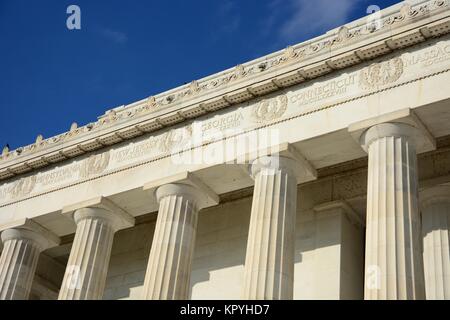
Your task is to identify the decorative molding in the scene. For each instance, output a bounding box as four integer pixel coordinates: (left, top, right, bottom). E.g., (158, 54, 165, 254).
(1, 64, 450, 208)
(0, 0, 448, 170)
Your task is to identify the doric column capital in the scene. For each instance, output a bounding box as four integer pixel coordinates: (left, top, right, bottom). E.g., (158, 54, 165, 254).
(144, 172, 219, 210)
(250, 156, 299, 179)
(1, 229, 50, 252)
(420, 185, 450, 208)
(0, 219, 59, 300)
(62, 197, 135, 232)
(248, 143, 317, 183)
(360, 122, 419, 152)
(0, 218, 60, 252)
(156, 183, 203, 205)
(348, 109, 436, 154)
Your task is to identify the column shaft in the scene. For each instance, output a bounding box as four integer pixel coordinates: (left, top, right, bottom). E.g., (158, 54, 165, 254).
(0, 228, 50, 300)
(242, 156, 297, 300)
(0, 231, 41, 299)
(363, 123, 425, 300)
(421, 186, 450, 300)
(59, 208, 118, 300)
(142, 184, 199, 300)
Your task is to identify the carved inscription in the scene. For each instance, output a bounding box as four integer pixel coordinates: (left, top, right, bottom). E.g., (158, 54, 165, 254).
(404, 43, 450, 67)
(290, 74, 357, 107)
(112, 126, 194, 165)
(36, 165, 81, 187)
(112, 139, 159, 163)
(201, 112, 244, 133)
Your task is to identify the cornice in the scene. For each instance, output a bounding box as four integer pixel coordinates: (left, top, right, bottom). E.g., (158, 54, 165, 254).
(1, 0, 449, 180)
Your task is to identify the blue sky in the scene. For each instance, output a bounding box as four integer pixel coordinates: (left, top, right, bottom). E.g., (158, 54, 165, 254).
(0, 0, 401, 150)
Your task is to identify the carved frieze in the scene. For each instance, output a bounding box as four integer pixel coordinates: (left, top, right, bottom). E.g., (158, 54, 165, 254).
(288, 37, 450, 114)
(1, 34, 450, 205)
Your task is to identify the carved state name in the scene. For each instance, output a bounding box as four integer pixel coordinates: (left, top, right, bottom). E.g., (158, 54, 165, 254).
(290, 74, 357, 106)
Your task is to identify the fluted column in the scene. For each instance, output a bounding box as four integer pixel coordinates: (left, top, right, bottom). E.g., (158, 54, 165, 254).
(361, 123, 425, 300)
(242, 156, 298, 300)
(142, 183, 202, 300)
(59, 199, 134, 300)
(420, 185, 450, 300)
(0, 227, 55, 300)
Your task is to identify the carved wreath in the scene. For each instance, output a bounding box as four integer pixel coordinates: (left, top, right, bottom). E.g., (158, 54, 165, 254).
(11, 176, 37, 198)
(80, 152, 111, 178)
(359, 57, 404, 89)
(252, 95, 288, 123)
(159, 125, 193, 153)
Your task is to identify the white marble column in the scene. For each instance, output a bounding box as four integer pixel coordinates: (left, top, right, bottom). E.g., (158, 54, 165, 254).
(59, 199, 134, 300)
(142, 183, 202, 300)
(361, 123, 425, 300)
(242, 156, 298, 300)
(0, 227, 56, 300)
(420, 185, 450, 300)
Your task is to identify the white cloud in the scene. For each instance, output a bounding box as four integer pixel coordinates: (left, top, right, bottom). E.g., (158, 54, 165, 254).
(216, 0, 241, 34)
(98, 28, 128, 44)
(221, 16, 241, 34)
(218, 0, 235, 16)
(278, 0, 355, 42)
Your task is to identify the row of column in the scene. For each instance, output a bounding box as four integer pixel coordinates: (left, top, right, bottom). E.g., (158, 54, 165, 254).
(0, 122, 449, 299)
